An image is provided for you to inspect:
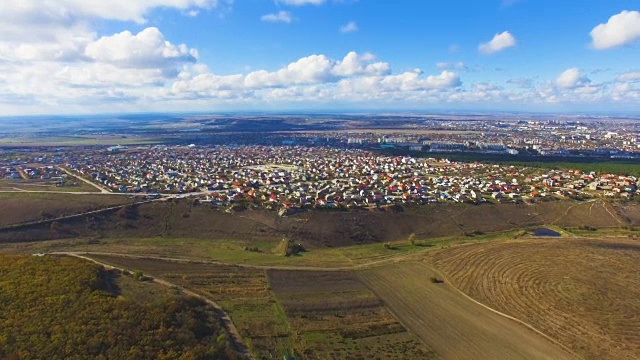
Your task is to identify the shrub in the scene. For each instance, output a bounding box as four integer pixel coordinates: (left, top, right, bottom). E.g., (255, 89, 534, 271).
(132, 270, 145, 281)
(408, 233, 416, 246)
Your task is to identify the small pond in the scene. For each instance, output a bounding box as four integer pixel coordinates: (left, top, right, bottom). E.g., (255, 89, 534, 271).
(533, 228, 561, 237)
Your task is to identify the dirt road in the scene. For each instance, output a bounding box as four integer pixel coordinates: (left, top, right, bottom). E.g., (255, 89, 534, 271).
(358, 262, 578, 360)
(60, 253, 254, 360)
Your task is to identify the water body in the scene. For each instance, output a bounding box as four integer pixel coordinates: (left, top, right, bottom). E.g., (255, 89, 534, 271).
(533, 228, 561, 237)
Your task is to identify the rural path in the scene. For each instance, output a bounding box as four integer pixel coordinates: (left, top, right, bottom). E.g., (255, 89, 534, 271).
(0, 200, 156, 232)
(49, 250, 431, 273)
(359, 262, 581, 360)
(57, 252, 254, 360)
(57, 167, 112, 193)
(54, 250, 584, 360)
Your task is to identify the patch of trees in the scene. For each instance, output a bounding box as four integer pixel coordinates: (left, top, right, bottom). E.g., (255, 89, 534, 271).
(0, 255, 241, 360)
(274, 238, 306, 257)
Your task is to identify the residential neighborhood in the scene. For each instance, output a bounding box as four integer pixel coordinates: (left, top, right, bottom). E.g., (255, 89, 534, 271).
(14, 145, 628, 210)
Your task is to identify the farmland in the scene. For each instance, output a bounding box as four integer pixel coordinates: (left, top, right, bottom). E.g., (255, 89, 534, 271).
(267, 270, 435, 359)
(427, 238, 640, 359)
(83, 255, 436, 359)
(85, 255, 297, 359)
(358, 262, 576, 360)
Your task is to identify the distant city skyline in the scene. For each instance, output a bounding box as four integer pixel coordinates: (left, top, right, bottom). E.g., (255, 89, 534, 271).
(0, 1, 639, 115)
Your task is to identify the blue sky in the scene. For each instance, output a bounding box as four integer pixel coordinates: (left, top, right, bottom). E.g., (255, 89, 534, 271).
(0, 0, 639, 115)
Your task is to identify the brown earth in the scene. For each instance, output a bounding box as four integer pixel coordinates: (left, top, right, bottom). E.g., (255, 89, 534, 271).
(358, 262, 577, 360)
(1, 198, 639, 248)
(0, 193, 133, 227)
(267, 269, 436, 359)
(427, 238, 640, 359)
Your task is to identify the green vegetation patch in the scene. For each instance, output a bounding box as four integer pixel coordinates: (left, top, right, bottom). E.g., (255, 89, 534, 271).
(0, 255, 238, 360)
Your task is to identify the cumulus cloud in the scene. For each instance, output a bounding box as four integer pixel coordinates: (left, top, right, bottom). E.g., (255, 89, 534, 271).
(479, 31, 517, 54)
(340, 21, 359, 33)
(261, 11, 292, 23)
(590, 10, 640, 50)
(0, 0, 221, 24)
(171, 51, 391, 94)
(556, 68, 590, 89)
(85, 27, 198, 70)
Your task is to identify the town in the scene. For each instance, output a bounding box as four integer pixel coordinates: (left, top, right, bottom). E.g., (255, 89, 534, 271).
(2, 145, 638, 212)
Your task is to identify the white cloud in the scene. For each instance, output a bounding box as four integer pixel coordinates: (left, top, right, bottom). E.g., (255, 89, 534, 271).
(171, 51, 390, 94)
(340, 21, 359, 33)
(261, 11, 292, 23)
(0, 0, 221, 24)
(85, 27, 198, 70)
(479, 31, 517, 54)
(618, 71, 640, 82)
(276, 0, 325, 6)
(426, 71, 462, 89)
(332, 52, 389, 77)
(556, 68, 590, 89)
(590, 10, 640, 50)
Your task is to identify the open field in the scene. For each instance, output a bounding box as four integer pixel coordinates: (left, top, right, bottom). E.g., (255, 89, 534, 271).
(427, 238, 640, 359)
(287, 129, 480, 135)
(0, 135, 157, 147)
(358, 262, 576, 360)
(267, 270, 436, 359)
(0, 178, 100, 193)
(83, 255, 436, 359)
(0, 192, 134, 227)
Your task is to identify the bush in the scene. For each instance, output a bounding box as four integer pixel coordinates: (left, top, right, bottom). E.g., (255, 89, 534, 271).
(132, 270, 145, 281)
(429, 277, 444, 284)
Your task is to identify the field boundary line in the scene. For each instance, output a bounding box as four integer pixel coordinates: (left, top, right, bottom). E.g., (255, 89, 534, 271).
(423, 262, 585, 360)
(56, 253, 254, 360)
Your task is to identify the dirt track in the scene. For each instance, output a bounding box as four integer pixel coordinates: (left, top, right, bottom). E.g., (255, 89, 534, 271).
(428, 238, 640, 359)
(61, 253, 253, 360)
(358, 262, 577, 360)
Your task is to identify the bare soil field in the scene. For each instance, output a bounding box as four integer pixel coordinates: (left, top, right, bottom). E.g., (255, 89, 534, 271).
(4, 199, 638, 246)
(427, 238, 640, 359)
(358, 262, 576, 360)
(267, 270, 435, 359)
(0, 193, 133, 227)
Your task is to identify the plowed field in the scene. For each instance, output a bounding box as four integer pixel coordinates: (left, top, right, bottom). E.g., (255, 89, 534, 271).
(428, 238, 640, 359)
(358, 262, 575, 360)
